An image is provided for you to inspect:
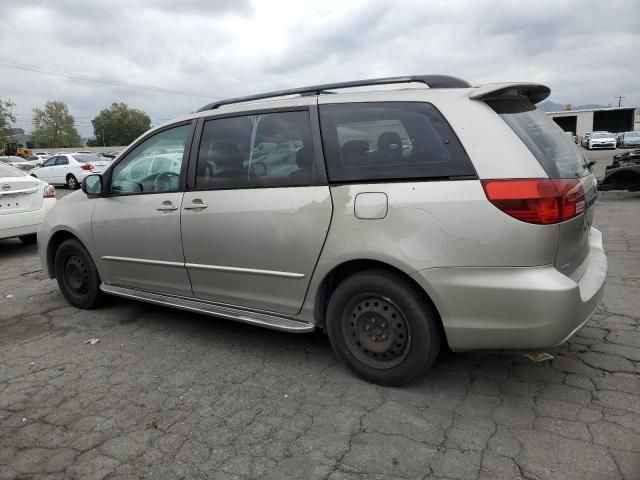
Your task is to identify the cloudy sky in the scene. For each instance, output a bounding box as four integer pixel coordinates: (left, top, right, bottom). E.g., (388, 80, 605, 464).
(2, 0, 639, 138)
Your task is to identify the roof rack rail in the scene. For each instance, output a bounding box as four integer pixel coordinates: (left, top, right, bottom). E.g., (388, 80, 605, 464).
(197, 75, 470, 112)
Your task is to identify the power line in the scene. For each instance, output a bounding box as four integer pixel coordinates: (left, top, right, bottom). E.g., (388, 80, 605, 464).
(0, 58, 216, 98)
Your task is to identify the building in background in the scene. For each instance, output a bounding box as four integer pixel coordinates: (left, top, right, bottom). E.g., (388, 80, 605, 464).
(546, 107, 636, 137)
(9, 128, 32, 147)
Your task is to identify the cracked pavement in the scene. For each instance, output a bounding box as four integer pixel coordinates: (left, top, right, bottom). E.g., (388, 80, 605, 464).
(0, 190, 639, 480)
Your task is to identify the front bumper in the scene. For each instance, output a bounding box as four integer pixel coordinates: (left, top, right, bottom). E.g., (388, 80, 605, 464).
(590, 142, 616, 149)
(411, 228, 607, 351)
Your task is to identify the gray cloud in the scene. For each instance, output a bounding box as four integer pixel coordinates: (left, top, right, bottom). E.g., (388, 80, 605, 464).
(1, 0, 638, 139)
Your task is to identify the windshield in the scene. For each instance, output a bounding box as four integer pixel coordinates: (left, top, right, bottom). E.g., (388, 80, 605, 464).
(592, 132, 612, 139)
(72, 154, 101, 163)
(488, 98, 590, 178)
(0, 163, 26, 177)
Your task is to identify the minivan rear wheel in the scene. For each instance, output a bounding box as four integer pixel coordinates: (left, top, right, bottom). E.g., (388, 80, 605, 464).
(54, 239, 102, 309)
(326, 270, 441, 386)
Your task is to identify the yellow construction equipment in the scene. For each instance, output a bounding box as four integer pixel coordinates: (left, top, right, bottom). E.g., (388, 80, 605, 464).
(1, 143, 32, 158)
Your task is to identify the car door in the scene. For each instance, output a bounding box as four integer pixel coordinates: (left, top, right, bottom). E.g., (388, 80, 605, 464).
(37, 156, 58, 183)
(181, 107, 332, 315)
(53, 155, 70, 184)
(91, 121, 196, 296)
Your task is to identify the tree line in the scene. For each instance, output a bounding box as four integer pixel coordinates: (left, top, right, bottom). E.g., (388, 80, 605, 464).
(0, 99, 151, 148)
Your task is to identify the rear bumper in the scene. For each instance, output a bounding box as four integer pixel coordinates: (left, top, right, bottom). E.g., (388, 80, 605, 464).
(0, 199, 56, 240)
(412, 228, 607, 351)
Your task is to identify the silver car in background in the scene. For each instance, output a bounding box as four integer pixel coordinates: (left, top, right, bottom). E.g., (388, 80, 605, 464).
(38, 75, 607, 385)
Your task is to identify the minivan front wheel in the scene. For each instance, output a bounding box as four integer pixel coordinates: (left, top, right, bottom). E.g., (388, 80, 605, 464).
(54, 239, 102, 308)
(326, 270, 442, 386)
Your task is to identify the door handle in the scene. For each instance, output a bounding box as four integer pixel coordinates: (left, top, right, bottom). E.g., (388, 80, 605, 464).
(183, 199, 208, 210)
(157, 201, 178, 211)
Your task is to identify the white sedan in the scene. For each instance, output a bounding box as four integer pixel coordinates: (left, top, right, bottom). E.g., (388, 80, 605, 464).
(30, 153, 112, 189)
(587, 131, 617, 150)
(0, 162, 56, 244)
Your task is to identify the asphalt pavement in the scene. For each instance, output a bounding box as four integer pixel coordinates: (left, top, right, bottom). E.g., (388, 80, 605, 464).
(0, 147, 638, 479)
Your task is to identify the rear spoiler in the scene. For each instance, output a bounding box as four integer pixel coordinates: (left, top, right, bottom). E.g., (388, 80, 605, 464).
(469, 82, 551, 104)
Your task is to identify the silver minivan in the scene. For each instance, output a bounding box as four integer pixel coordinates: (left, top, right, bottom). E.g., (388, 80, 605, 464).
(38, 75, 607, 385)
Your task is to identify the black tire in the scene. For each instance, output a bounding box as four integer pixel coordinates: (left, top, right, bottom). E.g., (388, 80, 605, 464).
(326, 269, 442, 386)
(19, 234, 37, 245)
(66, 174, 79, 190)
(54, 238, 102, 309)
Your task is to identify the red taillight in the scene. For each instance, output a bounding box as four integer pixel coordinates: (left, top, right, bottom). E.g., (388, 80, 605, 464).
(80, 164, 93, 171)
(481, 179, 585, 225)
(43, 184, 56, 198)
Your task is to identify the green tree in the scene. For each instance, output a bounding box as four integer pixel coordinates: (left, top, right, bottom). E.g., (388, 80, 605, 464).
(0, 99, 16, 146)
(91, 103, 151, 146)
(31, 101, 82, 148)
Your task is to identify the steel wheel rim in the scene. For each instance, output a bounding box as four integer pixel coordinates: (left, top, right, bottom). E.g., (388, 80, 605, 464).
(342, 294, 411, 369)
(68, 176, 77, 188)
(64, 254, 89, 294)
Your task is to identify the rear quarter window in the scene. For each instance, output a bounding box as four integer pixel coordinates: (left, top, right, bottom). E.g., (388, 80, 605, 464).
(319, 102, 475, 183)
(487, 98, 590, 179)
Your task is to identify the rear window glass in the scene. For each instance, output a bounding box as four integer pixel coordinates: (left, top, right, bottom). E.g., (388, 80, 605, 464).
(73, 154, 101, 162)
(319, 102, 475, 182)
(0, 163, 25, 177)
(488, 99, 590, 179)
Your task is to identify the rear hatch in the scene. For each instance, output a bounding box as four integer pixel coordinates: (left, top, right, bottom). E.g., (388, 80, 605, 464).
(486, 97, 597, 278)
(0, 165, 44, 215)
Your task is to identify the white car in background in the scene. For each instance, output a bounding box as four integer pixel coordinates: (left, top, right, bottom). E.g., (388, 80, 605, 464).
(0, 162, 56, 244)
(0, 155, 39, 172)
(587, 131, 616, 150)
(30, 153, 112, 189)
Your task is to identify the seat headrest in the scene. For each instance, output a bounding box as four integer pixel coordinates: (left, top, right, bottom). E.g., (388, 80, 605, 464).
(210, 140, 242, 167)
(341, 140, 369, 155)
(377, 131, 402, 156)
(340, 140, 370, 167)
(296, 146, 312, 170)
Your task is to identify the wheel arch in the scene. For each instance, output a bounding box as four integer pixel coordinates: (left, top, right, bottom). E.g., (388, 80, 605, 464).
(313, 259, 447, 343)
(46, 230, 85, 278)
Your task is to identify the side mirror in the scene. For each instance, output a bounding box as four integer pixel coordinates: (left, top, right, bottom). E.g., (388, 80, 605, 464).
(82, 174, 103, 196)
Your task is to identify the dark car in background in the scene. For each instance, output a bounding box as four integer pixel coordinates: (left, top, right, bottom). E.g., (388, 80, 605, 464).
(600, 149, 640, 192)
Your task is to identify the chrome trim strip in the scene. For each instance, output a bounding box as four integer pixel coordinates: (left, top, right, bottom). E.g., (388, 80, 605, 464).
(0, 187, 39, 196)
(185, 262, 305, 279)
(101, 256, 305, 279)
(100, 284, 314, 333)
(101, 256, 184, 268)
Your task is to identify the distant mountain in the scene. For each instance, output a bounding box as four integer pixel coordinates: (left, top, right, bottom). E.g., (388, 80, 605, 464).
(539, 101, 608, 112)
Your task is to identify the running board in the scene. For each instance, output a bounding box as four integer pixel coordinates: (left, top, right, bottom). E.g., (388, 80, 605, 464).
(100, 284, 315, 333)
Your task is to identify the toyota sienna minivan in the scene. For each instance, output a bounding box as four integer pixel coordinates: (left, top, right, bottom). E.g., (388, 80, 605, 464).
(38, 75, 607, 385)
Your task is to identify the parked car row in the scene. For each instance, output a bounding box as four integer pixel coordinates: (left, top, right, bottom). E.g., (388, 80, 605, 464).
(575, 131, 640, 150)
(581, 131, 617, 150)
(30, 153, 114, 189)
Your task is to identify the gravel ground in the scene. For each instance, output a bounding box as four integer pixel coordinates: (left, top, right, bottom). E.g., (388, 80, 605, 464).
(0, 186, 638, 480)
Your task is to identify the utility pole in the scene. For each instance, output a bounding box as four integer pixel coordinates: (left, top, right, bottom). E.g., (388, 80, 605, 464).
(615, 96, 625, 107)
